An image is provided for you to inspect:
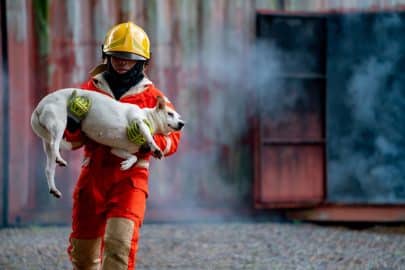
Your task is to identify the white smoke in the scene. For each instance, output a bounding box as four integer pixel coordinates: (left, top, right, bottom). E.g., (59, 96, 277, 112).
(328, 13, 405, 203)
(147, 17, 329, 220)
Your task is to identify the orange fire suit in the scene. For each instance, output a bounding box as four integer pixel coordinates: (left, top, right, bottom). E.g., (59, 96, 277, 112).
(64, 74, 181, 270)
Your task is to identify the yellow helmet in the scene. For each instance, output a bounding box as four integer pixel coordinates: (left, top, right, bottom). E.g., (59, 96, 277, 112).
(103, 22, 150, 60)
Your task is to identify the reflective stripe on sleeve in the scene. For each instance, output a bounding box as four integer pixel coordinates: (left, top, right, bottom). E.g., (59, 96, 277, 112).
(163, 136, 172, 155)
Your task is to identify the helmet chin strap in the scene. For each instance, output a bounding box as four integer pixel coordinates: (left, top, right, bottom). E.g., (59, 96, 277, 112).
(104, 57, 145, 99)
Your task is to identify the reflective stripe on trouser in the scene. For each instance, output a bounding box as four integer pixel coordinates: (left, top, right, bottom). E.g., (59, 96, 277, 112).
(69, 237, 102, 270)
(101, 217, 140, 270)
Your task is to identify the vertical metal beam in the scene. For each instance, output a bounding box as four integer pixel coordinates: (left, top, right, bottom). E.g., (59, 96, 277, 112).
(0, 0, 9, 227)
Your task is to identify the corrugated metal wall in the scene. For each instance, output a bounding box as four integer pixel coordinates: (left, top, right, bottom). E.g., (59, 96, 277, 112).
(2, 0, 37, 226)
(0, 0, 5, 225)
(1, 0, 405, 225)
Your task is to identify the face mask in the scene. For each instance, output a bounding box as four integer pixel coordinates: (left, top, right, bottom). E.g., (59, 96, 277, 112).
(104, 57, 145, 99)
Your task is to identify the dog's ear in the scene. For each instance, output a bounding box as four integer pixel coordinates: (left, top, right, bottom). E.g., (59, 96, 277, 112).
(156, 96, 166, 110)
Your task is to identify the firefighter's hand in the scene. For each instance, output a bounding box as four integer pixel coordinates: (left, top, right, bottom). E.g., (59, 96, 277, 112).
(127, 120, 153, 145)
(67, 90, 91, 122)
(138, 143, 151, 154)
(66, 116, 81, 132)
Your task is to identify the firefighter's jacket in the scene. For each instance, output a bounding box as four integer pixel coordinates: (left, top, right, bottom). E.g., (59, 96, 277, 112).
(64, 74, 182, 207)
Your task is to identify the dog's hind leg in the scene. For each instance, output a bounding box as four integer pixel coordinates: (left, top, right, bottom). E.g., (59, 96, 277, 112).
(55, 148, 67, 167)
(51, 122, 68, 167)
(42, 140, 62, 198)
(56, 156, 67, 167)
(39, 108, 68, 167)
(110, 148, 138, 170)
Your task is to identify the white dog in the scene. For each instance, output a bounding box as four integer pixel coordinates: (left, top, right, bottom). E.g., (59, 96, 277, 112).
(31, 88, 184, 198)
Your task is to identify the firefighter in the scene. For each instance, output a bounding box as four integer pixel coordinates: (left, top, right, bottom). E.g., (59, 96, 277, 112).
(64, 22, 182, 270)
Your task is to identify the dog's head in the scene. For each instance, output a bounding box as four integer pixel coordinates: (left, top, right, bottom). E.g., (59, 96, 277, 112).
(154, 96, 185, 134)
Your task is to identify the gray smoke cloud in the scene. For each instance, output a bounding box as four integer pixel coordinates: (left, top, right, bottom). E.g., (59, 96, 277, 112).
(328, 13, 405, 203)
(150, 11, 405, 214)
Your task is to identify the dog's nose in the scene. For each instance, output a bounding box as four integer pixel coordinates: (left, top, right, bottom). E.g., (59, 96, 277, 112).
(178, 122, 185, 129)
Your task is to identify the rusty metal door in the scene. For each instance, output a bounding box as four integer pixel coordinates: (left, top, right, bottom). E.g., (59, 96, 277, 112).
(254, 13, 326, 208)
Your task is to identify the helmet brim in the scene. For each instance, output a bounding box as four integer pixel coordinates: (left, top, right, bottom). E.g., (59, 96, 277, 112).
(105, 51, 148, 61)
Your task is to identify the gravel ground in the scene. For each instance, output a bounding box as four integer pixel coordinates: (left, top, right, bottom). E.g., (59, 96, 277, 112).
(0, 222, 404, 270)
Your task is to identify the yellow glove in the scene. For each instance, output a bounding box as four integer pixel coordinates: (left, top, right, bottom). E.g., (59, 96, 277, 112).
(67, 90, 91, 122)
(127, 119, 153, 145)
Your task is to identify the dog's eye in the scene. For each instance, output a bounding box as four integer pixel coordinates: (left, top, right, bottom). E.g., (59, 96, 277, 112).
(168, 112, 174, 117)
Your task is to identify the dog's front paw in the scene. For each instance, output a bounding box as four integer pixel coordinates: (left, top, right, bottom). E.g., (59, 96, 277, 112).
(50, 188, 62, 199)
(152, 149, 163, 159)
(149, 143, 163, 159)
